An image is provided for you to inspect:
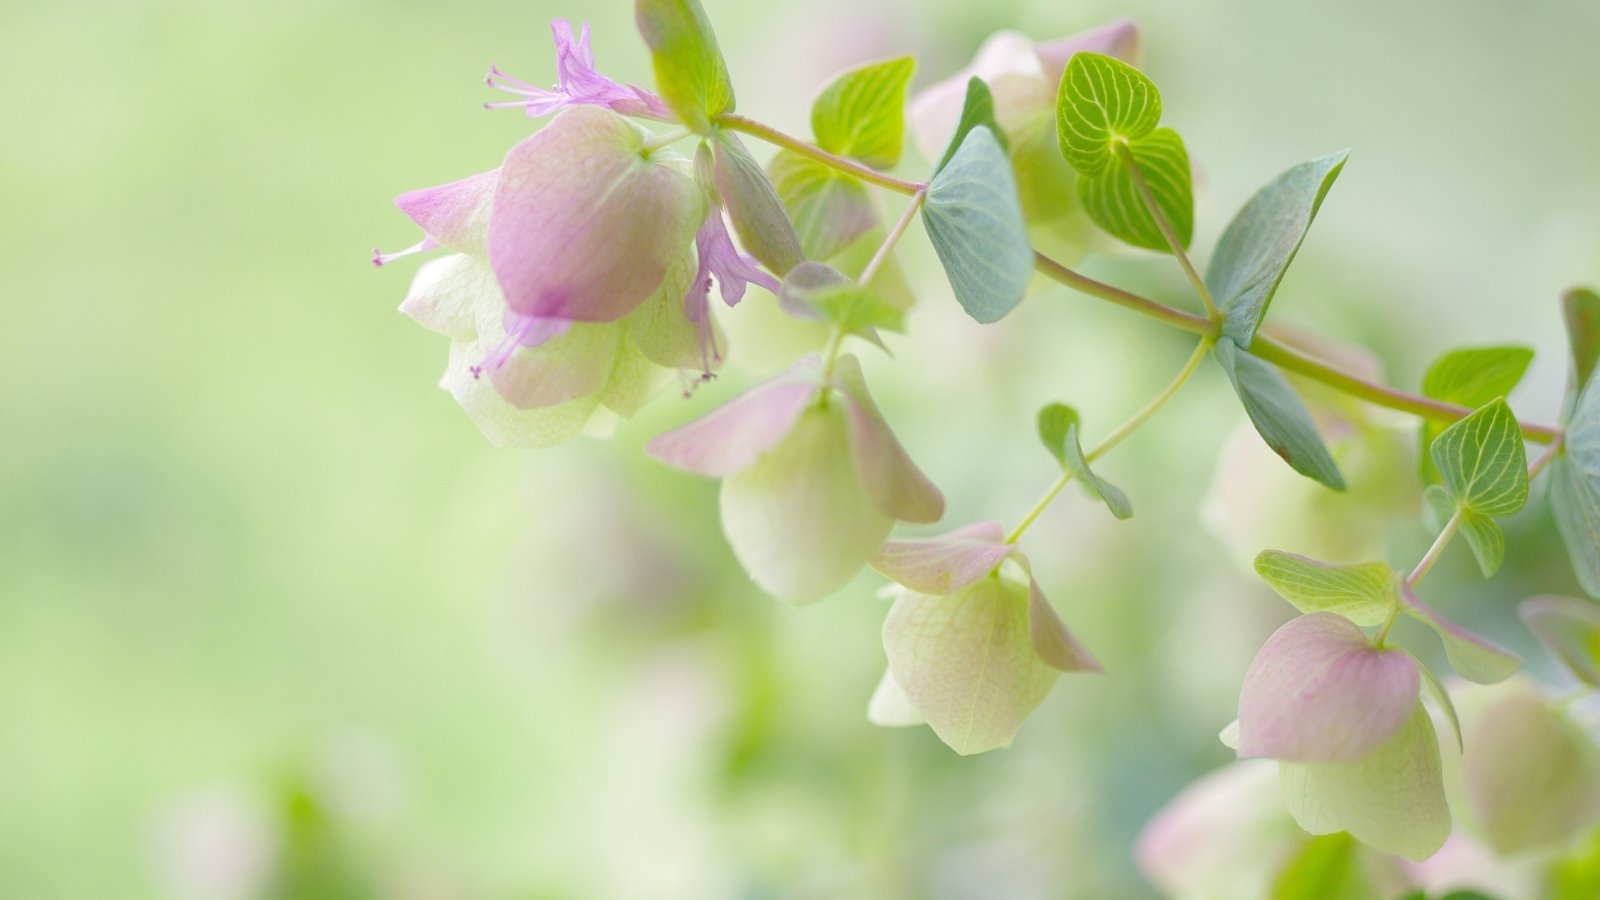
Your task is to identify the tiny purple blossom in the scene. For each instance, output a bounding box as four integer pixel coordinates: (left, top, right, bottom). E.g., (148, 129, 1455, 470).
(485, 20, 673, 121)
(684, 211, 781, 374)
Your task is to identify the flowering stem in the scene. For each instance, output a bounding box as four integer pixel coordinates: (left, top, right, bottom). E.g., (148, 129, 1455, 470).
(641, 127, 693, 153)
(1529, 437, 1565, 480)
(1113, 141, 1219, 320)
(1006, 336, 1214, 544)
(716, 115, 928, 195)
(726, 115, 1566, 445)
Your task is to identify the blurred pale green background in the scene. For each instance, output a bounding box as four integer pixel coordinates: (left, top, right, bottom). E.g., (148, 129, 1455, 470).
(3, 0, 1598, 897)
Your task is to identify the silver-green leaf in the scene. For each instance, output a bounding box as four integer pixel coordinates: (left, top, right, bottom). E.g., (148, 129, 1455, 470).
(1214, 338, 1346, 490)
(1208, 152, 1348, 348)
(922, 126, 1033, 324)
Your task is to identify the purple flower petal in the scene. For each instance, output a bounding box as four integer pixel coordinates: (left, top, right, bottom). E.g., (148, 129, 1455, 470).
(646, 357, 822, 477)
(485, 19, 673, 120)
(1033, 18, 1143, 81)
(831, 355, 945, 524)
(488, 107, 704, 323)
(1237, 613, 1420, 763)
(869, 520, 1013, 595)
(377, 169, 499, 264)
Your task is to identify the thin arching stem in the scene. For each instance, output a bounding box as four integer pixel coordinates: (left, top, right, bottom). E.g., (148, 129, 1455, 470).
(722, 114, 1566, 445)
(1006, 336, 1213, 544)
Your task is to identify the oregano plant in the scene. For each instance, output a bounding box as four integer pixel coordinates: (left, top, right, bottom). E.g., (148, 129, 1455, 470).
(374, 3, 1600, 891)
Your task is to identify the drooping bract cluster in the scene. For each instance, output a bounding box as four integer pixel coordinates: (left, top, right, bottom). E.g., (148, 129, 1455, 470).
(374, 0, 1600, 877)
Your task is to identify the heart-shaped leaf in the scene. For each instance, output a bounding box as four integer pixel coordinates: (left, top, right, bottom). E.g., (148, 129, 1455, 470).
(922, 126, 1033, 324)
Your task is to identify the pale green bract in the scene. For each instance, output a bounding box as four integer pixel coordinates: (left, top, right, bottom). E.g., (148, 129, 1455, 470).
(1208, 153, 1348, 348)
(1035, 403, 1132, 520)
(932, 77, 1005, 177)
(922, 126, 1034, 324)
(1430, 398, 1528, 519)
(1213, 338, 1345, 490)
(767, 151, 876, 261)
(1277, 704, 1449, 862)
(1251, 551, 1397, 627)
(811, 56, 916, 170)
(1411, 655, 1462, 752)
(1055, 52, 1193, 252)
(634, 0, 734, 133)
(1419, 346, 1534, 483)
(711, 131, 805, 275)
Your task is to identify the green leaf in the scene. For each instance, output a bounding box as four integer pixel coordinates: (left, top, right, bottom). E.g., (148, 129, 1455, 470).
(1459, 512, 1506, 578)
(1401, 589, 1520, 685)
(710, 132, 804, 275)
(933, 77, 1006, 177)
(1055, 52, 1162, 177)
(1430, 398, 1528, 519)
(1412, 655, 1462, 753)
(1208, 153, 1348, 347)
(1055, 53, 1192, 252)
(1521, 595, 1600, 687)
(634, 0, 734, 133)
(767, 150, 876, 261)
(1075, 128, 1194, 252)
(811, 56, 915, 170)
(1419, 346, 1534, 482)
(1427, 482, 1507, 577)
(1214, 338, 1346, 490)
(921, 126, 1033, 324)
(1251, 551, 1399, 627)
(807, 283, 904, 335)
(1035, 403, 1132, 520)
(1565, 287, 1600, 408)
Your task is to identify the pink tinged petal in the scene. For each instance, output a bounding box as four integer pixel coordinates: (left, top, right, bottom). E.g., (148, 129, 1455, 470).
(488, 106, 704, 323)
(1237, 613, 1420, 763)
(907, 31, 1045, 160)
(1027, 576, 1100, 672)
(882, 575, 1060, 754)
(1401, 589, 1520, 685)
(1033, 18, 1143, 81)
(1464, 683, 1600, 855)
(1279, 703, 1451, 862)
(392, 169, 499, 256)
(866, 667, 925, 727)
(399, 253, 493, 340)
(645, 359, 822, 477)
(1519, 594, 1600, 687)
(485, 320, 621, 411)
(440, 329, 599, 449)
(1135, 759, 1298, 900)
(869, 520, 1013, 595)
(719, 404, 894, 604)
(831, 355, 945, 524)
